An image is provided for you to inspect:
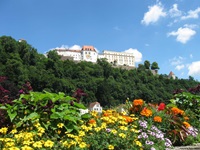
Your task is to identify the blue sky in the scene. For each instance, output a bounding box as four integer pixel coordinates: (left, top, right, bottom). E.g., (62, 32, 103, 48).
(1, 0, 200, 81)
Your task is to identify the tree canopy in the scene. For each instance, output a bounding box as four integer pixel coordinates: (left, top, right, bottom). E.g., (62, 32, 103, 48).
(0, 35, 199, 107)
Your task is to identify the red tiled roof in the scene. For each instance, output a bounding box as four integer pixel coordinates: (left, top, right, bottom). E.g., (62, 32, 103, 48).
(82, 45, 96, 52)
(89, 102, 100, 108)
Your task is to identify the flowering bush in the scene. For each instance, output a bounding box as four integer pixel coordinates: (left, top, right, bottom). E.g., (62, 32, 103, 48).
(0, 86, 199, 149)
(128, 99, 200, 146)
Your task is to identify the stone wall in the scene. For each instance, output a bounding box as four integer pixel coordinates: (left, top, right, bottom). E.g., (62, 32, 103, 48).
(171, 143, 200, 150)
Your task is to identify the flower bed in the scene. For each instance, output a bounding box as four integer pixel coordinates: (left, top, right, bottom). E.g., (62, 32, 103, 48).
(0, 89, 200, 149)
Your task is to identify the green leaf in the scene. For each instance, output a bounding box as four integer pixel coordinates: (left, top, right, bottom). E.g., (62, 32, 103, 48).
(0, 106, 7, 110)
(26, 112, 40, 121)
(64, 115, 77, 123)
(50, 112, 61, 119)
(81, 113, 92, 119)
(8, 110, 17, 122)
(73, 102, 86, 109)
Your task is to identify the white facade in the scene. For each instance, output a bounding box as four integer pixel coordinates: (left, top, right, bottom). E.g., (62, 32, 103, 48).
(55, 49, 82, 61)
(89, 102, 102, 113)
(54, 46, 135, 67)
(79, 109, 89, 115)
(102, 50, 135, 67)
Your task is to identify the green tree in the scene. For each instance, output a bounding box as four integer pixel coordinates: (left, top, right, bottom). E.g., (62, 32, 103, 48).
(144, 60, 150, 69)
(151, 62, 159, 70)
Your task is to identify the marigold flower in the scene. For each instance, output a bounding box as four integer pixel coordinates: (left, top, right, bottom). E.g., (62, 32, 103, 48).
(171, 107, 184, 115)
(140, 108, 152, 117)
(153, 116, 162, 122)
(133, 99, 144, 106)
(158, 103, 165, 111)
(122, 115, 133, 123)
(183, 121, 191, 128)
(89, 119, 96, 124)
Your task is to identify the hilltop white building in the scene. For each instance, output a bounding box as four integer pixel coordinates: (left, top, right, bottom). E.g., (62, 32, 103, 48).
(54, 45, 135, 67)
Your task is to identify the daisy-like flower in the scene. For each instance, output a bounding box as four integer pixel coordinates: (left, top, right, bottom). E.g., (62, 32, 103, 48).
(44, 140, 54, 148)
(57, 123, 64, 128)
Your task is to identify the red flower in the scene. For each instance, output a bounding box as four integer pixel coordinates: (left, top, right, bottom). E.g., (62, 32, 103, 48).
(158, 103, 165, 111)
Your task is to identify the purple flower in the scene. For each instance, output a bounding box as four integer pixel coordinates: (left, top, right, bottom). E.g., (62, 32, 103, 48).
(146, 140, 154, 145)
(106, 128, 111, 132)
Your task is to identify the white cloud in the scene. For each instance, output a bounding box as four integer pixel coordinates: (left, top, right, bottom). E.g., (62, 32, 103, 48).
(141, 3, 166, 25)
(124, 48, 142, 63)
(50, 44, 82, 50)
(169, 4, 182, 17)
(175, 64, 185, 70)
(69, 45, 82, 50)
(183, 24, 198, 29)
(169, 56, 184, 65)
(181, 7, 200, 20)
(188, 61, 200, 76)
(167, 27, 196, 44)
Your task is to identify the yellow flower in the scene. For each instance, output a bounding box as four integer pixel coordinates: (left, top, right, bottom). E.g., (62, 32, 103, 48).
(79, 142, 87, 148)
(130, 128, 139, 133)
(32, 141, 43, 148)
(119, 126, 128, 131)
(153, 116, 162, 122)
(135, 140, 142, 147)
(21, 146, 33, 150)
(8, 147, 20, 150)
(23, 140, 33, 145)
(108, 144, 114, 150)
(119, 133, 126, 138)
(79, 131, 85, 136)
(44, 140, 54, 148)
(111, 129, 117, 134)
(5, 142, 15, 147)
(37, 127, 45, 133)
(0, 127, 8, 134)
(57, 130, 61, 134)
(10, 129, 17, 134)
(183, 121, 191, 128)
(57, 123, 64, 128)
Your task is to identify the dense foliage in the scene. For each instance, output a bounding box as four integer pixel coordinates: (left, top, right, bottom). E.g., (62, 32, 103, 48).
(0, 35, 199, 107)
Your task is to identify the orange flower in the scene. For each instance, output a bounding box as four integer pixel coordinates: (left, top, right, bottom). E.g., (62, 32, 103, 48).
(184, 116, 189, 121)
(153, 116, 162, 122)
(133, 99, 144, 106)
(140, 107, 152, 117)
(122, 116, 133, 123)
(89, 119, 96, 124)
(171, 107, 184, 115)
(183, 121, 191, 128)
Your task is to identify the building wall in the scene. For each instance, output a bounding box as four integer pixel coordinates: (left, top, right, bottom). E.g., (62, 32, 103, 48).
(103, 50, 135, 67)
(53, 46, 135, 67)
